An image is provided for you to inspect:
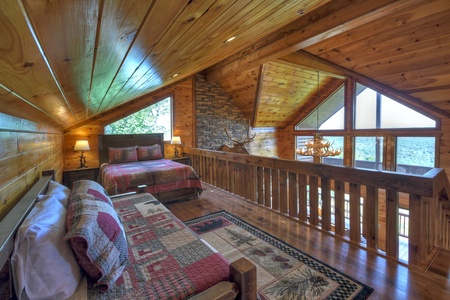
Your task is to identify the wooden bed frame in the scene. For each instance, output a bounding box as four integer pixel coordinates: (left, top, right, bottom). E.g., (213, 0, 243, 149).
(0, 170, 257, 300)
(98, 133, 200, 202)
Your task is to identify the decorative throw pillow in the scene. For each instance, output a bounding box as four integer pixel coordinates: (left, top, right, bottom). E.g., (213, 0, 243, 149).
(65, 197, 128, 291)
(70, 180, 112, 206)
(11, 196, 82, 300)
(108, 146, 138, 164)
(137, 144, 163, 161)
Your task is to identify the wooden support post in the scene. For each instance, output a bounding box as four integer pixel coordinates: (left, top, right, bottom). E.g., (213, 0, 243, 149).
(230, 257, 257, 300)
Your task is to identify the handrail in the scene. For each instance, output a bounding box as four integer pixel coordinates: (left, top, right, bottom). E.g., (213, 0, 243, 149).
(184, 148, 450, 268)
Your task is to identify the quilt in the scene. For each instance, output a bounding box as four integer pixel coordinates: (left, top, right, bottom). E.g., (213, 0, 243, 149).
(98, 159, 203, 196)
(69, 192, 230, 299)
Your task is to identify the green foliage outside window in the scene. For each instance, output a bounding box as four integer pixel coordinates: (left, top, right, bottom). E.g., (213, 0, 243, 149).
(104, 97, 172, 139)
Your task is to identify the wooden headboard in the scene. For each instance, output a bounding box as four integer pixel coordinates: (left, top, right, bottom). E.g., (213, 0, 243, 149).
(98, 133, 165, 165)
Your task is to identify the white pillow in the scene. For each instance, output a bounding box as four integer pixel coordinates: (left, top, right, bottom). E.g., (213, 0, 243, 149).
(11, 195, 81, 300)
(38, 180, 71, 208)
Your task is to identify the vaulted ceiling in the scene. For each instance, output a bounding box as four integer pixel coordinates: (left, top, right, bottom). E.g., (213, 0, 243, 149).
(1, 0, 449, 131)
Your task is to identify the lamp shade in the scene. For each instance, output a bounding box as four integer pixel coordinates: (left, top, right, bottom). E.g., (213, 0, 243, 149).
(170, 136, 181, 145)
(74, 140, 90, 151)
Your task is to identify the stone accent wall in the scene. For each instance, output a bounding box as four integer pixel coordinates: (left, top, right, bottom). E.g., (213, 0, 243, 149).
(195, 74, 251, 150)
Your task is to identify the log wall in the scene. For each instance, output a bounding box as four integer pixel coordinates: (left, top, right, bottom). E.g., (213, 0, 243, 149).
(0, 112, 63, 220)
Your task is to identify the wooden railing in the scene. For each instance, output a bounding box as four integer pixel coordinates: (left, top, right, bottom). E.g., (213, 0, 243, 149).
(184, 148, 450, 268)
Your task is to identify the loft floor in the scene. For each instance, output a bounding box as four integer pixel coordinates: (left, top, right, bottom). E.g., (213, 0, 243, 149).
(166, 183, 450, 300)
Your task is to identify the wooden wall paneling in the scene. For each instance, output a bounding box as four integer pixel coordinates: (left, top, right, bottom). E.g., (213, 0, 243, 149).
(309, 176, 319, 226)
(349, 182, 361, 243)
(385, 189, 400, 258)
(321, 177, 331, 231)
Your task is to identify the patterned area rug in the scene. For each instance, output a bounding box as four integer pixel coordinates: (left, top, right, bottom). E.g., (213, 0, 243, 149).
(185, 211, 373, 300)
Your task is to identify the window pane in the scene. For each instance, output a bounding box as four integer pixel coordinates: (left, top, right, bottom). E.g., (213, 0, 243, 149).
(104, 97, 172, 140)
(355, 85, 377, 129)
(296, 136, 313, 162)
(322, 136, 344, 166)
(396, 137, 435, 175)
(296, 85, 345, 130)
(354, 137, 383, 170)
(355, 83, 436, 129)
(381, 96, 436, 128)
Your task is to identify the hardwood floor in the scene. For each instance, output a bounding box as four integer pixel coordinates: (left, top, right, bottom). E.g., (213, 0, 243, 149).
(166, 183, 450, 300)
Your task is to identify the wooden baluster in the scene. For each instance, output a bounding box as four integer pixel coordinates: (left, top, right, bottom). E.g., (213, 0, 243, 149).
(257, 166, 263, 204)
(249, 165, 257, 202)
(288, 172, 297, 218)
(349, 183, 361, 243)
(298, 174, 308, 222)
(309, 176, 319, 226)
(385, 189, 399, 258)
(408, 193, 422, 266)
(264, 168, 271, 207)
(365, 186, 379, 250)
(321, 178, 331, 231)
(271, 169, 280, 211)
(335, 180, 346, 237)
(279, 171, 287, 214)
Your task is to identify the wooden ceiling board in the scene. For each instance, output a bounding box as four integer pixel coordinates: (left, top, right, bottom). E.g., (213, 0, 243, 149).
(96, 0, 190, 112)
(23, 0, 99, 122)
(88, 0, 154, 116)
(0, 0, 76, 127)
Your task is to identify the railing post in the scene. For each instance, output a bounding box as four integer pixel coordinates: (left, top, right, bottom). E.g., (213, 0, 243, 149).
(385, 189, 399, 258)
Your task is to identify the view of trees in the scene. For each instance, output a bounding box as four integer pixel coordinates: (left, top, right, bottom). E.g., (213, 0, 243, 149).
(104, 97, 172, 139)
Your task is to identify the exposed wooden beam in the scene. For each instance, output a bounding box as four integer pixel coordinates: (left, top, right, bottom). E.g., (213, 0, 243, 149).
(252, 64, 265, 127)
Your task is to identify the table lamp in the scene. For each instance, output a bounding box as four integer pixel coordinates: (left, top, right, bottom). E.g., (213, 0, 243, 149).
(170, 136, 181, 158)
(74, 140, 90, 168)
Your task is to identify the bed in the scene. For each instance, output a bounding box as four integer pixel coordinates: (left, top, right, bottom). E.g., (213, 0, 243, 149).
(0, 171, 257, 300)
(98, 134, 202, 202)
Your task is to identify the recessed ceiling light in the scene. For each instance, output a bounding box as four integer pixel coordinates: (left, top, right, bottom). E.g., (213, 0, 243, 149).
(224, 36, 236, 44)
(171, 73, 179, 78)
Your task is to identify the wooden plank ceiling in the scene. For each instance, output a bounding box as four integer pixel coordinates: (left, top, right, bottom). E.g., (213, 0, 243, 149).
(0, 0, 449, 130)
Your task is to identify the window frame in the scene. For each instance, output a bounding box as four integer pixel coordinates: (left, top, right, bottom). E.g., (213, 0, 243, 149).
(294, 78, 441, 170)
(101, 94, 175, 141)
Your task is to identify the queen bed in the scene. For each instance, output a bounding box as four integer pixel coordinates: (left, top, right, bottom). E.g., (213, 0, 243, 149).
(98, 133, 202, 202)
(0, 171, 257, 300)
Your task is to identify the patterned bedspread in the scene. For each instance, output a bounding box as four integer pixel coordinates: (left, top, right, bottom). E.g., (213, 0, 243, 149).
(98, 159, 203, 196)
(69, 193, 230, 299)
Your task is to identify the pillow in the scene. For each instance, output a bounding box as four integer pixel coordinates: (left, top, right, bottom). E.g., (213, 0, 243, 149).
(137, 144, 163, 161)
(70, 179, 112, 206)
(108, 146, 138, 164)
(11, 196, 82, 300)
(37, 180, 71, 208)
(65, 195, 128, 291)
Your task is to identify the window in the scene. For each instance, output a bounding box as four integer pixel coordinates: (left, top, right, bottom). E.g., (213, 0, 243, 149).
(104, 96, 172, 140)
(295, 136, 313, 162)
(296, 85, 345, 130)
(396, 137, 435, 175)
(355, 83, 436, 129)
(354, 137, 383, 170)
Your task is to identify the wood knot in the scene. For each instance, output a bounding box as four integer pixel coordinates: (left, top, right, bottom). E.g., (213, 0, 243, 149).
(23, 62, 34, 68)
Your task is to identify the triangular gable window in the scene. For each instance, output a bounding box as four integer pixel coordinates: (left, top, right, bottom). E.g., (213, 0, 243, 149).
(355, 83, 436, 129)
(295, 85, 345, 130)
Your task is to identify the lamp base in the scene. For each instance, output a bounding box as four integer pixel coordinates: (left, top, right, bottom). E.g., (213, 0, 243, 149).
(174, 146, 179, 158)
(77, 152, 88, 169)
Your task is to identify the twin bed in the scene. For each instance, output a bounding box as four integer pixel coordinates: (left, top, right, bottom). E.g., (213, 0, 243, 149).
(0, 131, 258, 299)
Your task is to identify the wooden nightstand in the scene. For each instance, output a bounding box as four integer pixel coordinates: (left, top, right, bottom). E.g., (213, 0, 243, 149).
(63, 167, 99, 189)
(170, 157, 191, 166)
